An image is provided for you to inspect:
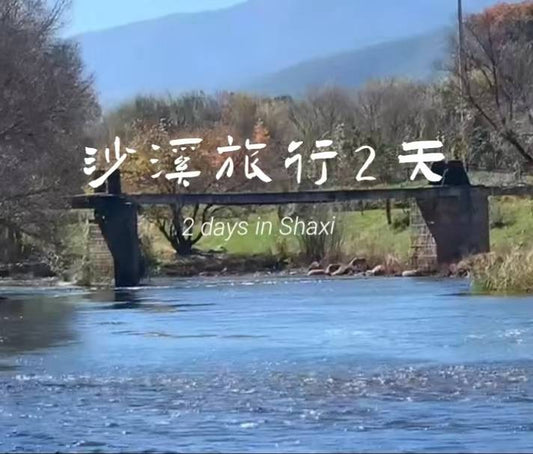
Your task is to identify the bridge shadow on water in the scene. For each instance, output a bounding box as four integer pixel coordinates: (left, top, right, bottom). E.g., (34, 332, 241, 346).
(87, 287, 215, 313)
(105, 288, 144, 310)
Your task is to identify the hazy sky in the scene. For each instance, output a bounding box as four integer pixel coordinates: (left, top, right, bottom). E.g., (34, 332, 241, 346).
(63, 0, 245, 35)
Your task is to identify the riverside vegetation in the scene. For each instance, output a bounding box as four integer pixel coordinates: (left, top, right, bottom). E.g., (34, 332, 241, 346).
(56, 194, 533, 294)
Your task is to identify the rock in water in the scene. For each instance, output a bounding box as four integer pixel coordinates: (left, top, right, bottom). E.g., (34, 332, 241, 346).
(308, 261, 321, 271)
(349, 257, 368, 272)
(332, 265, 353, 276)
(367, 264, 386, 276)
(325, 264, 341, 275)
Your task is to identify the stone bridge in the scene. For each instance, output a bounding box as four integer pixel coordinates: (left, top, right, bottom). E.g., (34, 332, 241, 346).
(72, 173, 533, 287)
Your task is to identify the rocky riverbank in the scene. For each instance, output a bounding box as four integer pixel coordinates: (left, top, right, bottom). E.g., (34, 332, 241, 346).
(0, 252, 475, 287)
(154, 252, 471, 280)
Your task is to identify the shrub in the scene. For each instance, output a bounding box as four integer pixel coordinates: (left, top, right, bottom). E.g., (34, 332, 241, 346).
(296, 208, 345, 263)
(139, 232, 159, 277)
(470, 248, 533, 294)
(391, 210, 410, 232)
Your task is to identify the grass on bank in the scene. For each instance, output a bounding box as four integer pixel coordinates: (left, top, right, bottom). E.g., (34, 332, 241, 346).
(470, 248, 533, 294)
(146, 205, 411, 267)
(146, 197, 533, 267)
(489, 196, 533, 251)
(470, 196, 533, 294)
(148, 196, 533, 294)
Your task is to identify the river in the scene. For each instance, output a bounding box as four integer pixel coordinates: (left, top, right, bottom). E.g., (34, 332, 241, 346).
(1, 277, 532, 452)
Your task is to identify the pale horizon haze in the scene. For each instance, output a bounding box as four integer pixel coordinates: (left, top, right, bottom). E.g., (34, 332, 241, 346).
(62, 0, 245, 35)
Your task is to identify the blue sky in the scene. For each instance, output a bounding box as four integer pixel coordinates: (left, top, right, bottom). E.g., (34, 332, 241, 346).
(64, 0, 245, 35)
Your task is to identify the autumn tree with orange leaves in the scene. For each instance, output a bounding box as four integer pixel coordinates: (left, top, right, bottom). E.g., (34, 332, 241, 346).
(112, 94, 274, 256)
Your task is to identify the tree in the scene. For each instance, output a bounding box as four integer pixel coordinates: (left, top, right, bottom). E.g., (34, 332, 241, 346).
(284, 87, 358, 190)
(110, 94, 274, 256)
(124, 124, 245, 256)
(352, 79, 443, 182)
(0, 0, 98, 259)
(458, 1, 533, 165)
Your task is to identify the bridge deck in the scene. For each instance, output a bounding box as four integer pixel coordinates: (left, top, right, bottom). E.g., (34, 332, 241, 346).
(71, 185, 533, 209)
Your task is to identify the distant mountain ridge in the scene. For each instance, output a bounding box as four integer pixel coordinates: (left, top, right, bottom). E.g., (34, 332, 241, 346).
(75, 0, 513, 106)
(246, 29, 450, 96)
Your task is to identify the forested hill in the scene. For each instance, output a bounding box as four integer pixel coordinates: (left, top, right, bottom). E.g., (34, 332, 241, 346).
(245, 29, 450, 96)
(76, 0, 514, 105)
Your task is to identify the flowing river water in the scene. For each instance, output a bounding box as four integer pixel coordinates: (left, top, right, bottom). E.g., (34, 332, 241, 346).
(1, 277, 533, 452)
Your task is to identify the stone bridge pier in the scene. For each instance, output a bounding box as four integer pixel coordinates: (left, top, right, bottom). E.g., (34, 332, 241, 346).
(90, 171, 144, 287)
(94, 197, 143, 287)
(415, 187, 490, 266)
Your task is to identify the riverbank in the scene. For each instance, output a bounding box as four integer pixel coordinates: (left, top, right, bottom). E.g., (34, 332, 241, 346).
(0, 251, 451, 286)
(143, 196, 533, 289)
(0, 250, 525, 295)
(0, 197, 531, 292)
(150, 250, 465, 280)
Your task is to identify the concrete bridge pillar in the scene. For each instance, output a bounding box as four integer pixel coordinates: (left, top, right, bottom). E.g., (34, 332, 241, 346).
(91, 171, 144, 287)
(94, 197, 143, 287)
(415, 187, 490, 265)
